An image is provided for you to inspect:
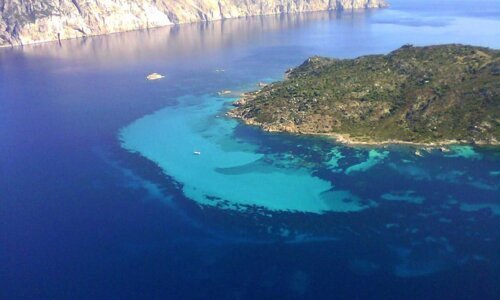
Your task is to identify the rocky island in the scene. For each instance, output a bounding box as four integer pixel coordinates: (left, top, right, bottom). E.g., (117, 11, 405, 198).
(229, 44, 500, 146)
(0, 0, 387, 47)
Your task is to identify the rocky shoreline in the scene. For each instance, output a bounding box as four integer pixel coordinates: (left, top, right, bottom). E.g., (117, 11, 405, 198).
(228, 95, 498, 148)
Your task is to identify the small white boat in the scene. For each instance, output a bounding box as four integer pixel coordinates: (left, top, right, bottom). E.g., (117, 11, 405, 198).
(193, 151, 201, 155)
(146, 73, 165, 81)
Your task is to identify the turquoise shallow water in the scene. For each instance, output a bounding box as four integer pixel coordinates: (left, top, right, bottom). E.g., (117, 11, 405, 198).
(120, 91, 499, 216)
(120, 94, 374, 213)
(345, 149, 389, 175)
(119, 83, 500, 281)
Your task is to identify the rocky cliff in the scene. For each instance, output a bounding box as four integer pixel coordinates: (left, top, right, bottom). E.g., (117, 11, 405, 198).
(0, 0, 387, 47)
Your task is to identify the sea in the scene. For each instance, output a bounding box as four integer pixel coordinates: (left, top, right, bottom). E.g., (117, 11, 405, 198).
(1, 0, 499, 298)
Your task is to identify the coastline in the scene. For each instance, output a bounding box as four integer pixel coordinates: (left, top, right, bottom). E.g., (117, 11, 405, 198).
(0, 3, 388, 48)
(227, 99, 499, 148)
(228, 45, 499, 149)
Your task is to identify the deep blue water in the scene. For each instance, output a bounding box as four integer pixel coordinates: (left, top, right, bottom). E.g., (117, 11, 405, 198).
(1, 0, 500, 298)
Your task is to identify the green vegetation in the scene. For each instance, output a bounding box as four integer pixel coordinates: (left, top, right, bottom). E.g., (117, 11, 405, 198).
(229, 44, 499, 145)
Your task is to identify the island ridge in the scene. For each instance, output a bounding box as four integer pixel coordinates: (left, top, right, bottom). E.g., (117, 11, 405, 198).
(228, 44, 500, 146)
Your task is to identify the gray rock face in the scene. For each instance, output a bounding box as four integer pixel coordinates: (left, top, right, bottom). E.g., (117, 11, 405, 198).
(0, 0, 387, 47)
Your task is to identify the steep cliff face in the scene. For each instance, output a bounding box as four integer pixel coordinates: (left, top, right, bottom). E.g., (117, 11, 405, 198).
(0, 0, 387, 47)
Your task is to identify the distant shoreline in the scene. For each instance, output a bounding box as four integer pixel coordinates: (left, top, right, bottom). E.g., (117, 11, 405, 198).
(0, 1, 388, 48)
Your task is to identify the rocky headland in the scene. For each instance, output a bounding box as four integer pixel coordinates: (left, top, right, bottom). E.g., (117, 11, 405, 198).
(228, 44, 500, 146)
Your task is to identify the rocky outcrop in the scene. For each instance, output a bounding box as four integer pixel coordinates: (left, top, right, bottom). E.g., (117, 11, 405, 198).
(0, 0, 388, 47)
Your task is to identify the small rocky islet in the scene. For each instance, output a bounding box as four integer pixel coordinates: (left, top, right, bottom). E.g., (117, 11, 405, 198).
(228, 44, 499, 146)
